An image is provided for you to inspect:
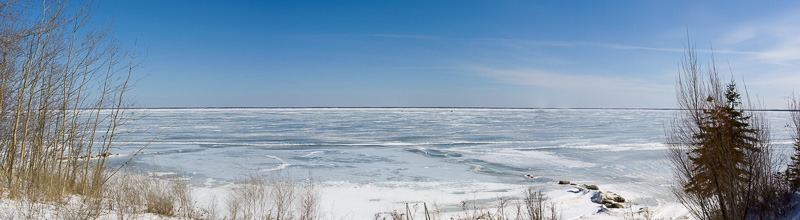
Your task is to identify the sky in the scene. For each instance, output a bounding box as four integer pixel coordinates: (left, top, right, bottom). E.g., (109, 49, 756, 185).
(91, 1, 800, 108)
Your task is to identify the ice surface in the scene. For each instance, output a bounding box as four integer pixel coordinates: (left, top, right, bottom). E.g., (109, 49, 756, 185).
(104, 108, 794, 218)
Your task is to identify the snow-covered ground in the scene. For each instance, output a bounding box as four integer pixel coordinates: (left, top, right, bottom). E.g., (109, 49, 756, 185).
(6, 171, 800, 219)
(0, 178, 693, 220)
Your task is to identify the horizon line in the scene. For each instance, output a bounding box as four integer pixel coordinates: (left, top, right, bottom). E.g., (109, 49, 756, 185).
(114, 107, 798, 112)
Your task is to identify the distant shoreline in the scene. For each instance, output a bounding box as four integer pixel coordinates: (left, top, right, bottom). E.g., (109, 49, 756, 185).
(114, 107, 797, 112)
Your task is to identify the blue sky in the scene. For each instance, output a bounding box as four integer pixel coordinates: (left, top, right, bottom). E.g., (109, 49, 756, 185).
(94, 1, 800, 108)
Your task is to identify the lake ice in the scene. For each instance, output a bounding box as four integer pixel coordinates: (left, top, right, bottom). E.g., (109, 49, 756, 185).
(106, 108, 795, 218)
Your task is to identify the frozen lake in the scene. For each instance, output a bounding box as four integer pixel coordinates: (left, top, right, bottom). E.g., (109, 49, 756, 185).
(106, 108, 796, 218)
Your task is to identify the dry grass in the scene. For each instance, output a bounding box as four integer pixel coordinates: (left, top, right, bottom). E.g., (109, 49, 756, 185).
(106, 172, 146, 218)
(377, 188, 561, 220)
(0, 171, 198, 219)
(102, 171, 198, 218)
(144, 183, 177, 216)
(0, 171, 567, 220)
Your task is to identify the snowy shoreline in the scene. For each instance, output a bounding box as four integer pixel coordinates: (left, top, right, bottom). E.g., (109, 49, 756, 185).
(166, 172, 694, 219)
(0, 177, 692, 219)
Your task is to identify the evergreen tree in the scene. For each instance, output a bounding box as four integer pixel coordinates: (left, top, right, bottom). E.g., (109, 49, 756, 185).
(786, 96, 800, 191)
(683, 82, 759, 219)
(670, 44, 790, 219)
(787, 139, 800, 190)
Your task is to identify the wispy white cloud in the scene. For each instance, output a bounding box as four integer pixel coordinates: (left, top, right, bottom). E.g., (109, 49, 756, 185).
(465, 66, 674, 108)
(722, 13, 800, 66)
(365, 33, 757, 56)
(749, 71, 800, 90)
(467, 66, 670, 92)
(478, 38, 756, 55)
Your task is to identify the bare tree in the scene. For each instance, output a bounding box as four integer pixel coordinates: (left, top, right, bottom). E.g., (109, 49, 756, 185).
(0, 0, 136, 202)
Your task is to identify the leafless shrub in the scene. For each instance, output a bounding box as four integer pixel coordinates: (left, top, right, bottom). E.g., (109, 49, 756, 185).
(56, 196, 103, 220)
(521, 188, 560, 220)
(381, 189, 560, 220)
(221, 173, 322, 220)
(204, 195, 221, 220)
(298, 178, 320, 220)
(271, 173, 298, 220)
(495, 197, 510, 219)
(226, 191, 243, 220)
(172, 178, 198, 218)
(549, 202, 560, 220)
(374, 209, 405, 220)
(227, 176, 270, 220)
(523, 188, 545, 220)
(427, 202, 442, 220)
(20, 199, 50, 220)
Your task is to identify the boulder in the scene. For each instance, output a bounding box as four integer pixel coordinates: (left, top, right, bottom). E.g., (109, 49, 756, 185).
(607, 203, 624, 208)
(591, 191, 626, 205)
(591, 191, 603, 203)
(558, 180, 570, 184)
(585, 184, 599, 190)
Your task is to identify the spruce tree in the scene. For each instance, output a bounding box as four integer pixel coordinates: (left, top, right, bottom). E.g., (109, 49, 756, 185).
(787, 138, 800, 190)
(684, 82, 759, 218)
(786, 96, 800, 191)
